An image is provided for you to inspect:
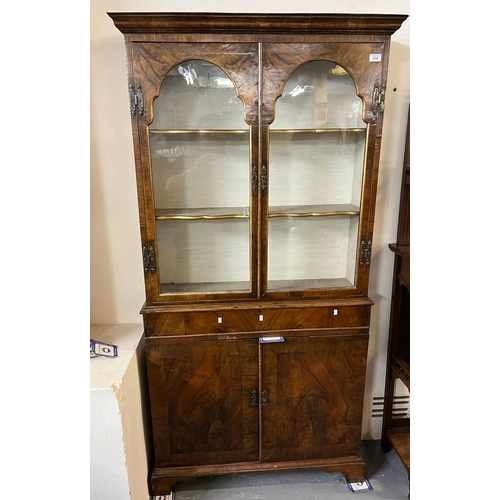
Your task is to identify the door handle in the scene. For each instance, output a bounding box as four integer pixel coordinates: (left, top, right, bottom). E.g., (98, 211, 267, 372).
(259, 336, 285, 343)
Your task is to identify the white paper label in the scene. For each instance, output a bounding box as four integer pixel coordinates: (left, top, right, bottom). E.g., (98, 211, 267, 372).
(350, 481, 371, 491)
(370, 54, 382, 62)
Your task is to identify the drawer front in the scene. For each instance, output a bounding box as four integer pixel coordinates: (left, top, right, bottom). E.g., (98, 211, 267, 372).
(144, 313, 185, 336)
(254, 306, 371, 331)
(146, 305, 371, 336)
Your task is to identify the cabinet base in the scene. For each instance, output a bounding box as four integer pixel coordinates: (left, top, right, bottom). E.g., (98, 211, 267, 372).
(151, 455, 366, 495)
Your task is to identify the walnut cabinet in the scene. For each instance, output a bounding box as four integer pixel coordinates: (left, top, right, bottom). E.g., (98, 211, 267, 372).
(109, 12, 407, 495)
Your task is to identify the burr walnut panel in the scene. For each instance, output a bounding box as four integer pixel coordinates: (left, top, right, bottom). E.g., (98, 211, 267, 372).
(131, 42, 259, 125)
(144, 305, 371, 336)
(261, 335, 368, 462)
(261, 42, 385, 125)
(146, 339, 259, 467)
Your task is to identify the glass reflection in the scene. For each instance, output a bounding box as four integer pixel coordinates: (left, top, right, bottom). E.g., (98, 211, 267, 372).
(273, 61, 365, 130)
(150, 60, 250, 294)
(268, 61, 366, 291)
(152, 60, 247, 131)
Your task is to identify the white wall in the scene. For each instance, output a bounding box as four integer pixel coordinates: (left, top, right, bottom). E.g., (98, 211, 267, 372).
(90, 0, 410, 439)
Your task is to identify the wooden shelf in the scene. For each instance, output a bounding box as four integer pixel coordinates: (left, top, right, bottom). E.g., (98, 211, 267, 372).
(155, 204, 360, 220)
(268, 277, 353, 291)
(160, 281, 250, 294)
(389, 243, 410, 260)
(386, 427, 410, 472)
(150, 128, 366, 135)
(155, 207, 249, 220)
(270, 128, 366, 134)
(150, 129, 249, 135)
(269, 204, 360, 218)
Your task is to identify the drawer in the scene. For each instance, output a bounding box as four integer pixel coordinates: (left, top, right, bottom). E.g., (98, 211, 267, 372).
(184, 310, 255, 334)
(143, 313, 185, 336)
(254, 306, 371, 331)
(145, 305, 371, 336)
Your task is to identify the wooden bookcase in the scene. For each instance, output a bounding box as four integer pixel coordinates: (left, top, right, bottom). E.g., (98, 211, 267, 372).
(109, 13, 408, 495)
(381, 107, 410, 474)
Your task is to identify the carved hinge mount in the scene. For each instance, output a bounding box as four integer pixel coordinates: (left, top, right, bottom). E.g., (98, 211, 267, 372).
(372, 82, 386, 115)
(251, 389, 258, 407)
(251, 165, 258, 191)
(261, 165, 268, 193)
(261, 390, 269, 408)
(359, 240, 372, 265)
(142, 245, 156, 273)
(129, 83, 144, 117)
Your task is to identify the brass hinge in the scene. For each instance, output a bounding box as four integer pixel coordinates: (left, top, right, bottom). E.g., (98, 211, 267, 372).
(261, 390, 269, 408)
(251, 165, 258, 192)
(359, 240, 372, 265)
(372, 82, 386, 114)
(142, 245, 156, 273)
(129, 83, 144, 117)
(251, 390, 258, 407)
(261, 165, 268, 193)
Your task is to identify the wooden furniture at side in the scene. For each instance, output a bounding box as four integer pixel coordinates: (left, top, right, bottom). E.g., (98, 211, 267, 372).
(109, 13, 408, 496)
(381, 107, 410, 474)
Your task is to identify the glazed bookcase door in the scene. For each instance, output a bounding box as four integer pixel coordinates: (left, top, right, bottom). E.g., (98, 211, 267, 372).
(261, 43, 387, 298)
(130, 43, 259, 303)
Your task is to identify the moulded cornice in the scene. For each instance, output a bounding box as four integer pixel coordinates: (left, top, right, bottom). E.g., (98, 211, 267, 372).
(108, 12, 408, 36)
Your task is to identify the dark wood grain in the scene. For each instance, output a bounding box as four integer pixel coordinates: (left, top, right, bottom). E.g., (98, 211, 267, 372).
(259, 40, 389, 299)
(144, 312, 185, 336)
(146, 339, 259, 467)
(261, 42, 384, 125)
(144, 304, 371, 337)
(111, 13, 406, 303)
(129, 42, 259, 304)
(131, 42, 259, 126)
(250, 124, 260, 298)
(109, 13, 408, 36)
(397, 106, 410, 245)
(109, 12, 408, 496)
(381, 107, 410, 486)
(386, 427, 410, 471)
(151, 454, 366, 495)
(261, 335, 368, 462)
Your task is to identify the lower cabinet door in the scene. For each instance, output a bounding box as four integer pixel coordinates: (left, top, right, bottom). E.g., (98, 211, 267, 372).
(261, 335, 369, 462)
(146, 339, 259, 466)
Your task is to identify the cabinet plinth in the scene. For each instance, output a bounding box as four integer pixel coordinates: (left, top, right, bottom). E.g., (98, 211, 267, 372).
(110, 12, 407, 496)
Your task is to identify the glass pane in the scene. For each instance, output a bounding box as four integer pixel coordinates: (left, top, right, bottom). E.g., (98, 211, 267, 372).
(268, 216, 358, 289)
(268, 61, 366, 291)
(150, 61, 250, 294)
(157, 219, 249, 294)
(152, 61, 247, 130)
(272, 61, 365, 129)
